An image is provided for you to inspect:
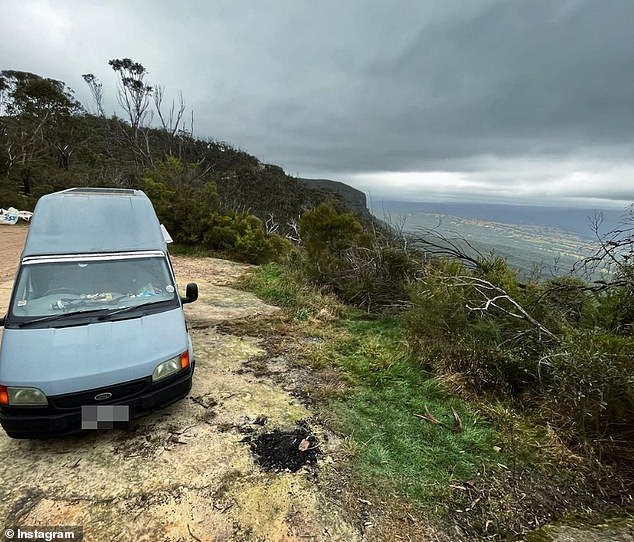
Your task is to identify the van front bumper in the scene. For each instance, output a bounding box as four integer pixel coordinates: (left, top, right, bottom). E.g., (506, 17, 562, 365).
(0, 367, 193, 439)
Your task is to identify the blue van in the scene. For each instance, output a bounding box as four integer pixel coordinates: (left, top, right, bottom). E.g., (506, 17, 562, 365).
(0, 188, 198, 438)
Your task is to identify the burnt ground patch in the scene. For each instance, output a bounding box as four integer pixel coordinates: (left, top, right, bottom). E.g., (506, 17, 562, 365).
(247, 426, 319, 473)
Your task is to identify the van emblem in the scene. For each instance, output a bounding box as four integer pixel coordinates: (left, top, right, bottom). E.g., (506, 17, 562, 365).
(94, 392, 112, 401)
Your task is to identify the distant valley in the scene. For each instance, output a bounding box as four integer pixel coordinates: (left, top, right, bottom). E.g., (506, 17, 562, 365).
(371, 200, 629, 277)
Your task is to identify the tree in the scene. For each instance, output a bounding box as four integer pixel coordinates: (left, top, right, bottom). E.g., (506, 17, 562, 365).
(107, 58, 155, 167)
(108, 58, 153, 136)
(0, 70, 81, 117)
(0, 71, 82, 191)
(81, 73, 105, 116)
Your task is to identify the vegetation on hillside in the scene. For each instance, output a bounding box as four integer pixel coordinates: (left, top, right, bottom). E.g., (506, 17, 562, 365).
(0, 62, 359, 263)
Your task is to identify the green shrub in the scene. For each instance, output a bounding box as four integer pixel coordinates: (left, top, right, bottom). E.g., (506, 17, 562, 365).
(402, 257, 553, 395)
(203, 212, 291, 264)
(334, 244, 420, 310)
(143, 156, 218, 244)
(300, 201, 367, 279)
(592, 286, 634, 335)
(542, 329, 634, 453)
(0, 184, 35, 210)
(298, 202, 419, 310)
(402, 258, 469, 343)
(476, 255, 522, 299)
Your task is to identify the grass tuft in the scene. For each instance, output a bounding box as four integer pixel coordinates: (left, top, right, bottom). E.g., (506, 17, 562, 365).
(319, 318, 499, 506)
(235, 262, 344, 318)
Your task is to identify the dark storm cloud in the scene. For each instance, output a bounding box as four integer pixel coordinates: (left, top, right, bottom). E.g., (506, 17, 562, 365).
(255, 0, 634, 174)
(1, 0, 633, 205)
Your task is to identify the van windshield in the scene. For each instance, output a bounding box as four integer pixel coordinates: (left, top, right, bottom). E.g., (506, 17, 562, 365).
(9, 256, 178, 324)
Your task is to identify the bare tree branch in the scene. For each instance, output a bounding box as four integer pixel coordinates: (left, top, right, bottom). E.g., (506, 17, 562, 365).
(411, 227, 486, 270)
(286, 218, 302, 244)
(574, 207, 634, 288)
(154, 85, 187, 138)
(81, 74, 105, 116)
(264, 213, 279, 234)
(440, 275, 559, 343)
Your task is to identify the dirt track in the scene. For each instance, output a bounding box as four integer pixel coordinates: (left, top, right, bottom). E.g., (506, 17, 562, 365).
(0, 226, 367, 542)
(0, 224, 27, 282)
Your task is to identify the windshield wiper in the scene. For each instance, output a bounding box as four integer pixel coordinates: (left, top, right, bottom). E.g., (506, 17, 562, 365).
(17, 308, 113, 328)
(15, 299, 174, 327)
(97, 299, 172, 321)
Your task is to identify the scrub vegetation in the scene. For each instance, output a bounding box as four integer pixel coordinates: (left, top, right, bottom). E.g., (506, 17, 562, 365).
(239, 201, 634, 539)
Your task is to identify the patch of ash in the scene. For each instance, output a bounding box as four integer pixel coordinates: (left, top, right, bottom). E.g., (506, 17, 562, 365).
(245, 425, 319, 473)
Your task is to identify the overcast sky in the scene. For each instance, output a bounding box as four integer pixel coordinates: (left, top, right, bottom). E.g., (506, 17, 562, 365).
(1, 0, 633, 208)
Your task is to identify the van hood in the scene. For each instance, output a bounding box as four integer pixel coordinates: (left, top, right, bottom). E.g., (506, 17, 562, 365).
(0, 308, 188, 396)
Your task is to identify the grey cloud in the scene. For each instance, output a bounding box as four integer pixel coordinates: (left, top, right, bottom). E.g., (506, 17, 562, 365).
(258, 0, 634, 173)
(1, 0, 633, 205)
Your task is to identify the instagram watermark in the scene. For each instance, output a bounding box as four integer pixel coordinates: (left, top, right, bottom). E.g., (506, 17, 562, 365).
(3, 526, 82, 542)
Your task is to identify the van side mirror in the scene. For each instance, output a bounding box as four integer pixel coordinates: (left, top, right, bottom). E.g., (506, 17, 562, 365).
(0, 316, 4, 327)
(181, 283, 198, 304)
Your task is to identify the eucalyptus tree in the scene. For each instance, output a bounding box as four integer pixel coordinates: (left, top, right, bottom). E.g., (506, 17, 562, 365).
(81, 73, 105, 117)
(0, 70, 82, 191)
(108, 58, 153, 136)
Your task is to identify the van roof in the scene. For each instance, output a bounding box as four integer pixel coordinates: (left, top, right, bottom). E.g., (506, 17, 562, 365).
(22, 188, 167, 257)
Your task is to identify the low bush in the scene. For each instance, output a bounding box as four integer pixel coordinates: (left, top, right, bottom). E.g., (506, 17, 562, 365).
(592, 286, 634, 335)
(299, 202, 419, 311)
(402, 257, 550, 395)
(401, 252, 634, 465)
(541, 329, 634, 457)
(203, 213, 291, 264)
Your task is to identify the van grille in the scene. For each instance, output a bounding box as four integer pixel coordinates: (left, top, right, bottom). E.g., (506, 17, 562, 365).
(52, 378, 149, 409)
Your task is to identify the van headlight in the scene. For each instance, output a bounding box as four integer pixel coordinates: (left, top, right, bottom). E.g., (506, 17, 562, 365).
(152, 351, 189, 382)
(0, 385, 48, 406)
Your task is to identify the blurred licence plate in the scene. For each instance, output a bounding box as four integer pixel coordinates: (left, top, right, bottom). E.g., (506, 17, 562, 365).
(81, 405, 130, 429)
